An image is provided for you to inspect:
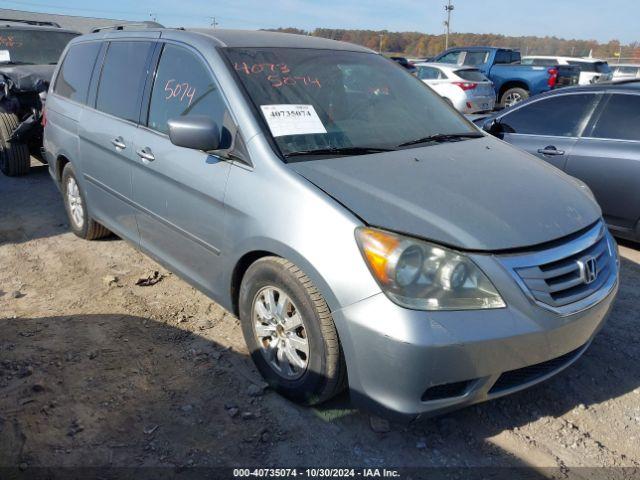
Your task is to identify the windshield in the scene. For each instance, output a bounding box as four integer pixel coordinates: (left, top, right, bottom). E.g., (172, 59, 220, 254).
(224, 47, 477, 160)
(0, 29, 78, 65)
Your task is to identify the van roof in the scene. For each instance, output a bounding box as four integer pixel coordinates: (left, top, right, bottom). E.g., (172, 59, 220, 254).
(76, 27, 373, 53)
(189, 29, 372, 52)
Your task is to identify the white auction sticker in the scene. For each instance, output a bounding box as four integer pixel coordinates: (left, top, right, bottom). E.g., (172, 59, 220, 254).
(260, 104, 327, 137)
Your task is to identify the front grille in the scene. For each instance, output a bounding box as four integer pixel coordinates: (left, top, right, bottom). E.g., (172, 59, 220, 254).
(500, 222, 617, 313)
(489, 345, 585, 394)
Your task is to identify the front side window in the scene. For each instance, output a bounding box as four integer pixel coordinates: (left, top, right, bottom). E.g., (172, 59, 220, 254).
(147, 44, 228, 137)
(500, 93, 597, 137)
(95, 41, 154, 123)
(224, 47, 477, 160)
(0, 29, 78, 65)
(589, 94, 640, 141)
(54, 42, 101, 103)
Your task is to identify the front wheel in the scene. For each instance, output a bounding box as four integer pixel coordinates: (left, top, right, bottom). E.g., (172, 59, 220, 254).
(0, 112, 30, 176)
(239, 257, 346, 405)
(500, 87, 529, 108)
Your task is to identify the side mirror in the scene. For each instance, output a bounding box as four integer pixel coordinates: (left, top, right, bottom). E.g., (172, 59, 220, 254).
(482, 118, 503, 137)
(168, 115, 221, 151)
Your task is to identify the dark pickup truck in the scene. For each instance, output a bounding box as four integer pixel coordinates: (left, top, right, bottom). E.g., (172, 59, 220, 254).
(0, 19, 79, 176)
(432, 46, 580, 108)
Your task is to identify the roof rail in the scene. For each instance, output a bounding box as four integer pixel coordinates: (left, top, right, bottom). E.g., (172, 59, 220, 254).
(90, 21, 164, 33)
(604, 78, 640, 85)
(0, 18, 61, 28)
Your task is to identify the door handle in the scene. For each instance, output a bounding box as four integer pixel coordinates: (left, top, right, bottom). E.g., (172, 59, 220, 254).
(537, 146, 565, 156)
(136, 147, 155, 162)
(111, 136, 126, 149)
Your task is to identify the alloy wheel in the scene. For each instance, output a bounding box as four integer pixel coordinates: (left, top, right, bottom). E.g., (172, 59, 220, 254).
(252, 286, 309, 380)
(66, 176, 84, 229)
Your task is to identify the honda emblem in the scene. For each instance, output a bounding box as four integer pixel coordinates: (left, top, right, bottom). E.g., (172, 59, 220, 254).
(577, 256, 598, 285)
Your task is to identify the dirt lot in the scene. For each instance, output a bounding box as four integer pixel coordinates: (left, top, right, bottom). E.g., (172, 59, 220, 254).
(1, 162, 640, 475)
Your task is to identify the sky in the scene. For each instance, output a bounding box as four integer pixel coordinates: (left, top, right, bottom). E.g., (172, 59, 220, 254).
(4, 0, 638, 44)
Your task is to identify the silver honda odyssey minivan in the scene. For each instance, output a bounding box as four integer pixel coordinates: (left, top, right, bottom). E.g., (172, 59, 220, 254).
(43, 27, 619, 417)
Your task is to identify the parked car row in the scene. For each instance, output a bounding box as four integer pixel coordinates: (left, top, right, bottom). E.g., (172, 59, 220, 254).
(32, 26, 622, 419)
(430, 46, 581, 107)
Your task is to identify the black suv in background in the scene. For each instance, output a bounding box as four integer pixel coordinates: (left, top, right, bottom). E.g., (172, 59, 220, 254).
(0, 19, 78, 176)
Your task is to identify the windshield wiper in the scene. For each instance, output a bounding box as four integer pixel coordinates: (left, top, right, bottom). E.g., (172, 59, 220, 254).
(285, 146, 394, 158)
(0, 61, 34, 65)
(397, 132, 484, 148)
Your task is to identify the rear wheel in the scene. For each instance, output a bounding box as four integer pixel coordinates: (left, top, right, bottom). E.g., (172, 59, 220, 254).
(0, 112, 30, 176)
(61, 163, 111, 240)
(239, 257, 346, 405)
(500, 87, 529, 108)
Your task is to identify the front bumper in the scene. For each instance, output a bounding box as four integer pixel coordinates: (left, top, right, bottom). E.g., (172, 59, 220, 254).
(334, 273, 617, 418)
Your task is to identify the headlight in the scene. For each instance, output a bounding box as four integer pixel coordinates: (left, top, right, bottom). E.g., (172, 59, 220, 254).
(355, 227, 506, 311)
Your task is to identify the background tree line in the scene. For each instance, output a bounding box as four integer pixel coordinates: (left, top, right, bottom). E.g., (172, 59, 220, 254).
(268, 28, 640, 61)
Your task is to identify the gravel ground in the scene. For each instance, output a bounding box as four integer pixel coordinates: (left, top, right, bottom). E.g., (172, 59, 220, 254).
(1, 162, 639, 474)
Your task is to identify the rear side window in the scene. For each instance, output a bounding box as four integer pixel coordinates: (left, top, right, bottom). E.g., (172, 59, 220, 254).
(54, 42, 101, 104)
(590, 94, 640, 141)
(500, 94, 596, 137)
(147, 44, 229, 136)
(437, 51, 462, 65)
(463, 50, 490, 66)
(522, 58, 557, 66)
(96, 41, 154, 123)
(568, 61, 611, 73)
(455, 69, 488, 82)
(417, 66, 443, 80)
(495, 50, 519, 64)
(615, 66, 639, 75)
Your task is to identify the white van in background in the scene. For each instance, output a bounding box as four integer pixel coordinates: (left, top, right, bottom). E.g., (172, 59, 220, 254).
(522, 56, 613, 84)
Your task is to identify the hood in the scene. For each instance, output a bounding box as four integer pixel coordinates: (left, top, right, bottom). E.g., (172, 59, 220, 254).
(0, 65, 55, 92)
(288, 137, 601, 251)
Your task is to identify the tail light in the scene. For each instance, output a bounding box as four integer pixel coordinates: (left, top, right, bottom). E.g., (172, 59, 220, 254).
(547, 68, 558, 88)
(453, 82, 478, 91)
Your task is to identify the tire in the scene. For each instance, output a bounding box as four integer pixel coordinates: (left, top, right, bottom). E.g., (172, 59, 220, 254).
(239, 257, 346, 405)
(61, 163, 111, 240)
(500, 87, 529, 108)
(0, 113, 30, 176)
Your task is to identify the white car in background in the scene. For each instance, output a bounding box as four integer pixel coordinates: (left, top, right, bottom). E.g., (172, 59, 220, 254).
(415, 63, 496, 113)
(522, 56, 613, 84)
(611, 64, 640, 81)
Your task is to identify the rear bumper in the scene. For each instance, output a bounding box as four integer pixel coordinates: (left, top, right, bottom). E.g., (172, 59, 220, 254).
(334, 279, 617, 418)
(461, 95, 496, 113)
